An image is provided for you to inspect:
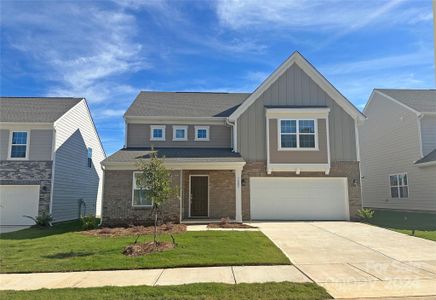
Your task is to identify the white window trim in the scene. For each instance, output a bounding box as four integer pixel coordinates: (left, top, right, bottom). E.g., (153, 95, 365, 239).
(8, 130, 30, 160)
(172, 125, 188, 141)
(194, 126, 210, 141)
(150, 125, 166, 141)
(132, 172, 153, 207)
(389, 172, 409, 199)
(278, 119, 318, 151)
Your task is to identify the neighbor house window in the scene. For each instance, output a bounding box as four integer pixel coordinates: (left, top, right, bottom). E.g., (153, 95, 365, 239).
(173, 126, 188, 141)
(279, 119, 316, 150)
(195, 126, 209, 141)
(87, 147, 93, 168)
(389, 173, 408, 198)
(132, 173, 152, 207)
(9, 131, 29, 159)
(150, 125, 165, 141)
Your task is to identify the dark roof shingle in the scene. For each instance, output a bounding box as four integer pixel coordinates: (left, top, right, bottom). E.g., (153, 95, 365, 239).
(376, 89, 436, 113)
(125, 92, 250, 118)
(0, 97, 82, 122)
(415, 149, 436, 165)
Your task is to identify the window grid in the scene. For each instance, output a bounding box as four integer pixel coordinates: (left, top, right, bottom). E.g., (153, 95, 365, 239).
(279, 119, 316, 149)
(389, 173, 409, 199)
(132, 173, 153, 207)
(10, 131, 28, 159)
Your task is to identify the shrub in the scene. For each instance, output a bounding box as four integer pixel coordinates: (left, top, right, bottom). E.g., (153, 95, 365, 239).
(357, 208, 375, 222)
(81, 215, 99, 230)
(23, 212, 53, 227)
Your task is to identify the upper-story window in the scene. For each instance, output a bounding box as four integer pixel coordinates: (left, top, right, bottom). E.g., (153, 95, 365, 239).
(279, 119, 317, 150)
(389, 173, 408, 198)
(173, 126, 188, 141)
(87, 147, 93, 168)
(9, 131, 29, 159)
(195, 126, 209, 141)
(150, 125, 165, 141)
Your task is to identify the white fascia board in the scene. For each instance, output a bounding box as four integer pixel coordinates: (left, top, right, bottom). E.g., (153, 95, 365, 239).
(266, 107, 330, 119)
(267, 163, 330, 174)
(228, 52, 365, 122)
(415, 161, 436, 167)
(371, 90, 421, 116)
(103, 161, 246, 171)
(125, 116, 227, 125)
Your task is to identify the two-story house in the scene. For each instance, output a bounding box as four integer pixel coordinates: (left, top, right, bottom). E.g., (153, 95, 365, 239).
(0, 97, 106, 231)
(101, 52, 365, 225)
(360, 89, 436, 213)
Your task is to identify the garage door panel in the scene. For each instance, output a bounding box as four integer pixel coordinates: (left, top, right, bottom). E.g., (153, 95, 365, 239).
(250, 178, 349, 220)
(0, 185, 40, 226)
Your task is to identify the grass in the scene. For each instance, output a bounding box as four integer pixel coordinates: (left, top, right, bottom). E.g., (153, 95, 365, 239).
(0, 221, 289, 273)
(0, 282, 331, 300)
(368, 209, 436, 241)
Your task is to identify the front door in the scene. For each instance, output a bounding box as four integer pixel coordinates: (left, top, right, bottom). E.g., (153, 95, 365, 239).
(190, 176, 208, 217)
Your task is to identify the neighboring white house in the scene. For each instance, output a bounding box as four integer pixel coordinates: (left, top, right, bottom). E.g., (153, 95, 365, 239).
(0, 97, 106, 230)
(359, 89, 436, 212)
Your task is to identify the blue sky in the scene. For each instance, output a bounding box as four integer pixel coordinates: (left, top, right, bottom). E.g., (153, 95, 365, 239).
(1, 0, 434, 155)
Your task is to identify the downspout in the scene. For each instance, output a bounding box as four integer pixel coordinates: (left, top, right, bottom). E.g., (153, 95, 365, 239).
(226, 118, 237, 152)
(98, 165, 105, 227)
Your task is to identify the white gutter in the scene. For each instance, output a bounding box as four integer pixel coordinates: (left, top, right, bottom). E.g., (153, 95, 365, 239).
(226, 118, 237, 152)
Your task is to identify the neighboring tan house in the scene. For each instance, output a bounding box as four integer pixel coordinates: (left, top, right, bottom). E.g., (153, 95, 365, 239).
(101, 52, 365, 225)
(0, 97, 106, 230)
(360, 89, 436, 212)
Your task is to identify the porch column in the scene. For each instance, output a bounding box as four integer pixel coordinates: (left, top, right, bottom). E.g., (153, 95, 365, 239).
(235, 167, 242, 223)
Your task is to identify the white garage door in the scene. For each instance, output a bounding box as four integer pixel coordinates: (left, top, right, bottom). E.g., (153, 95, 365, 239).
(0, 185, 40, 226)
(250, 177, 349, 220)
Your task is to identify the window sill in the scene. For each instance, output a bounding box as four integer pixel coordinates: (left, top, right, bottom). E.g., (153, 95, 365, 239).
(150, 139, 165, 142)
(277, 148, 319, 152)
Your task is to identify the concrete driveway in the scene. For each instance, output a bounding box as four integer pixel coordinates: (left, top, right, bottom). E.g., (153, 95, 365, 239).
(255, 221, 436, 299)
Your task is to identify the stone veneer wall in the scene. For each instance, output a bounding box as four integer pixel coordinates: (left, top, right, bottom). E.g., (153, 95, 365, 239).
(181, 170, 235, 220)
(0, 161, 53, 215)
(102, 170, 181, 226)
(241, 161, 362, 220)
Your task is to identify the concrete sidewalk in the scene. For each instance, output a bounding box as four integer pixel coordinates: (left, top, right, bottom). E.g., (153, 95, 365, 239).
(0, 265, 309, 291)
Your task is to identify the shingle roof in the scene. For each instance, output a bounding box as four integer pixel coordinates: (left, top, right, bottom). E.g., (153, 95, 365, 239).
(376, 89, 436, 113)
(0, 97, 83, 123)
(102, 147, 244, 165)
(415, 149, 436, 165)
(125, 92, 250, 118)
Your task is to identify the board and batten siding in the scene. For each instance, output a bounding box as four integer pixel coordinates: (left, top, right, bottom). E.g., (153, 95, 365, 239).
(237, 64, 357, 162)
(421, 115, 436, 156)
(0, 128, 53, 161)
(51, 100, 106, 221)
(127, 123, 231, 148)
(360, 92, 436, 212)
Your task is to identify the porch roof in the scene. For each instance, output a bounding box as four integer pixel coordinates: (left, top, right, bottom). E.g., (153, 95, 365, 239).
(102, 147, 245, 167)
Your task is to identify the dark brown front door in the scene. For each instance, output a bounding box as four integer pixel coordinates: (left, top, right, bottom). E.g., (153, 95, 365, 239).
(190, 176, 208, 217)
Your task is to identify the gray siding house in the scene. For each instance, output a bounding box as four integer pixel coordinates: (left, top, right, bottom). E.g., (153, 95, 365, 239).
(0, 97, 106, 229)
(360, 89, 436, 212)
(101, 52, 365, 225)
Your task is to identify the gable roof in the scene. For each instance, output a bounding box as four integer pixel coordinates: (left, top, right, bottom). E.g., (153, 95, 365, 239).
(0, 97, 83, 123)
(125, 92, 250, 119)
(375, 89, 436, 113)
(415, 148, 436, 166)
(228, 51, 366, 122)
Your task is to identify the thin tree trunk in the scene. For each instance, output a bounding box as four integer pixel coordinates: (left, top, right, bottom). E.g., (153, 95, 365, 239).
(154, 209, 158, 245)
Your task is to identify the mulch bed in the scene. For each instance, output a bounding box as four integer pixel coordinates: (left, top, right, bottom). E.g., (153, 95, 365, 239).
(83, 223, 186, 237)
(207, 223, 257, 229)
(123, 241, 175, 256)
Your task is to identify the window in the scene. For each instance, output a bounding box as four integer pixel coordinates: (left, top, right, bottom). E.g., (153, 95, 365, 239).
(150, 125, 165, 141)
(389, 173, 409, 198)
(87, 147, 93, 168)
(173, 126, 188, 141)
(279, 119, 316, 150)
(195, 126, 209, 141)
(132, 173, 153, 207)
(9, 131, 29, 159)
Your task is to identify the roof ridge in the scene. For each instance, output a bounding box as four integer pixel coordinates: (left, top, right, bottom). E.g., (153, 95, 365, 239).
(0, 96, 83, 99)
(139, 91, 250, 94)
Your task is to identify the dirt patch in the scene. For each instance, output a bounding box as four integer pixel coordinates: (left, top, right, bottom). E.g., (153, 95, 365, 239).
(207, 223, 257, 229)
(83, 223, 186, 237)
(123, 241, 175, 256)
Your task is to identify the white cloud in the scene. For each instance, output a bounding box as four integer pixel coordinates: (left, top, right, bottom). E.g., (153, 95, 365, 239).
(2, 1, 149, 103)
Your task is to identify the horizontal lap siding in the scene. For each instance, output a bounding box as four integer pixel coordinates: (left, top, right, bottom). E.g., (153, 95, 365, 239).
(127, 124, 231, 148)
(360, 93, 436, 211)
(51, 101, 105, 221)
(29, 130, 53, 160)
(237, 64, 356, 162)
(0, 130, 9, 160)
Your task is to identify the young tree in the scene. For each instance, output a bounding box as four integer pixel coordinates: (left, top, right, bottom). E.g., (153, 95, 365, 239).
(135, 152, 177, 245)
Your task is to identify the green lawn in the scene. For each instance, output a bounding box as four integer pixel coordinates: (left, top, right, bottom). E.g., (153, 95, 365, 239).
(368, 209, 436, 241)
(0, 222, 289, 273)
(0, 282, 331, 300)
